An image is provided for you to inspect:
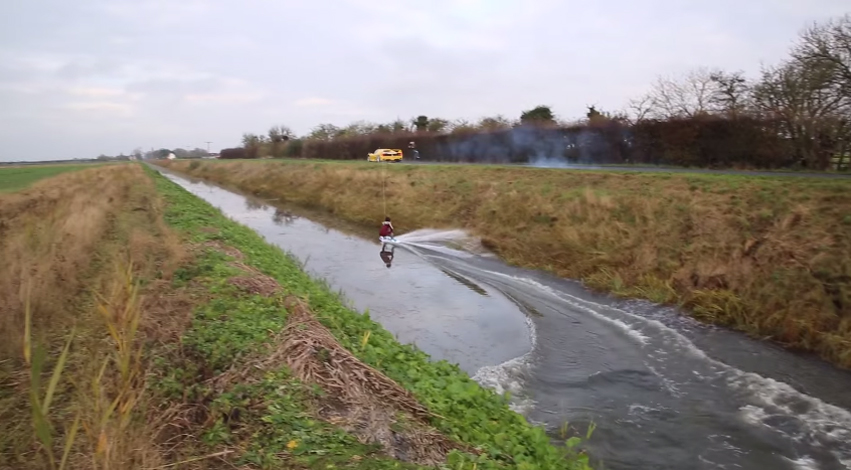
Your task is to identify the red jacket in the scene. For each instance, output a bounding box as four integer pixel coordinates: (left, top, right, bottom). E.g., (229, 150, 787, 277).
(379, 222, 393, 237)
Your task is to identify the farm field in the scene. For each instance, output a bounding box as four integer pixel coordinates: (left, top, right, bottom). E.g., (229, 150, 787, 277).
(0, 163, 103, 193)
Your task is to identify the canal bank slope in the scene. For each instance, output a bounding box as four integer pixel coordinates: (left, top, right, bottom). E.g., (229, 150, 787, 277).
(156, 159, 851, 369)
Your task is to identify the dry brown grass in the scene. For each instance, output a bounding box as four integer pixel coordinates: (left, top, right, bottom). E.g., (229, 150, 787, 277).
(0, 166, 125, 360)
(0, 163, 196, 469)
(222, 249, 283, 298)
(278, 297, 473, 465)
(0, 164, 185, 360)
(200, 241, 470, 465)
(207, 291, 472, 467)
(160, 159, 851, 368)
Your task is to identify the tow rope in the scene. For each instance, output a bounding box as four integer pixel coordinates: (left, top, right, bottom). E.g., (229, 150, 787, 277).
(382, 158, 387, 217)
(380, 142, 415, 233)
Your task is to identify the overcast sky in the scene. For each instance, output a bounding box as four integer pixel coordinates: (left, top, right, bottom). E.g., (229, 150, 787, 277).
(1, 0, 848, 161)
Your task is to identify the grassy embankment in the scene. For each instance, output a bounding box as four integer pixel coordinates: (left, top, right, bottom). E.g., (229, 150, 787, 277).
(1, 162, 593, 470)
(158, 159, 851, 369)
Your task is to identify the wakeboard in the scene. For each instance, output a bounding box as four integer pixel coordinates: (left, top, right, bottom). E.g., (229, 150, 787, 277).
(379, 236, 399, 244)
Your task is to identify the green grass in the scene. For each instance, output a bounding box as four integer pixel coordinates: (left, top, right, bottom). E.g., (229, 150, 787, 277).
(145, 165, 594, 470)
(0, 164, 102, 192)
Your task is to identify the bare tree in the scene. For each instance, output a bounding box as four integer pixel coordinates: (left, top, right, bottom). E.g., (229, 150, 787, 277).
(792, 14, 851, 169)
(793, 14, 851, 98)
(449, 119, 477, 134)
(268, 125, 293, 142)
(389, 119, 409, 133)
(709, 70, 753, 117)
(241, 133, 266, 158)
(341, 120, 378, 136)
(632, 67, 756, 121)
(426, 118, 450, 133)
(640, 67, 720, 119)
(267, 125, 293, 158)
(626, 93, 655, 123)
(477, 115, 513, 132)
(307, 123, 341, 141)
(752, 59, 847, 169)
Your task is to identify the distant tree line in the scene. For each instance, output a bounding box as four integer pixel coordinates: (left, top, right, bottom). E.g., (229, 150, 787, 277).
(227, 14, 850, 170)
(96, 147, 212, 161)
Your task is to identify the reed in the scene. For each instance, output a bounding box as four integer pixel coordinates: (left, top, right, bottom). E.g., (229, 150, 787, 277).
(23, 285, 80, 470)
(1, 164, 190, 469)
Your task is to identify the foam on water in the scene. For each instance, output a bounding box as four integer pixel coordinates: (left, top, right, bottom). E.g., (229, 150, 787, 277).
(405, 242, 476, 259)
(382, 224, 851, 468)
(395, 228, 492, 256)
(628, 403, 666, 417)
(471, 304, 538, 414)
(472, 354, 537, 414)
(729, 371, 851, 460)
(609, 318, 650, 345)
(471, 266, 666, 350)
(455, 266, 851, 468)
(395, 228, 471, 244)
(785, 456, 820, 470)
(394, 229, 539, 413)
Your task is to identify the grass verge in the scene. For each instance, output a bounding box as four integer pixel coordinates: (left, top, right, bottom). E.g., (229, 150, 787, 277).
(156, 158, 851, 369)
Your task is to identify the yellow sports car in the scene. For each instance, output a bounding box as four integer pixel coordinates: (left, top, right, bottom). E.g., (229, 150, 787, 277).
(367, 148, 404, 162)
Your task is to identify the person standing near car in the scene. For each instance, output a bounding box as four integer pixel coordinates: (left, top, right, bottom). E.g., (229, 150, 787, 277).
(409, 141, 420, 160)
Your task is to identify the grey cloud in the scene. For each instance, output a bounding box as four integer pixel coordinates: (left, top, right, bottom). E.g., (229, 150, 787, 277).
(0, 63, 36, 83)
(125, 77, 221, 95)
(55, 58, 124, 81)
